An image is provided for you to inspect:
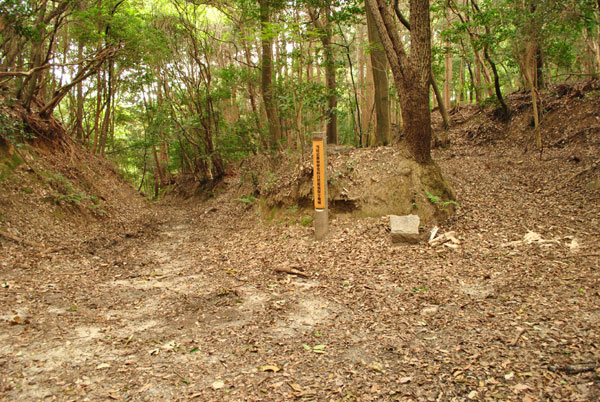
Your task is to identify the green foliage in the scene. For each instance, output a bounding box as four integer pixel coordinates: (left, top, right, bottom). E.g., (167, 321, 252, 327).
(424, 189, 458, 208)
(0, 153, 23, 182)
(412, 286, 428, 293)
(424, 189, 441, 205)
(300, 215, 313, 227)
(47, 173, 86, 206)
(3, 0, 597, 196)
(0, 0, 35, 38)
(43, 173, 106, 214)
(0, 109, 33, 148)
(217, 118, 261, 162)
(236, 195, 257, 204)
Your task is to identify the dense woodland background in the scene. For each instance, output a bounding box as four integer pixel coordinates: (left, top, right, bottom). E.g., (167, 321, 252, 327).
(2, 1, 600, 400)
(1, 0, 599, 196)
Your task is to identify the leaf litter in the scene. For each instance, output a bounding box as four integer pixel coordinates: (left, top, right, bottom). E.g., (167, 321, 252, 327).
(1, 100, 600, 400)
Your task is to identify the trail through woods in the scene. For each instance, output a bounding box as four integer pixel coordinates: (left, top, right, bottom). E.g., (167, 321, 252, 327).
(1, 139, 600, 401)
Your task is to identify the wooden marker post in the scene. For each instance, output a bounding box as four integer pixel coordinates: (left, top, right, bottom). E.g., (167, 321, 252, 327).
(312, 133, 328, 240)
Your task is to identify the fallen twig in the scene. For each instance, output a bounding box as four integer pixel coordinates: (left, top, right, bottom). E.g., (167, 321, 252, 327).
(559, 253, 600, 259)
(273, 266, 310, 278)
(510, 328, 526, 346)
(548, 362, 597, 375)
(0, 230, 43, 248)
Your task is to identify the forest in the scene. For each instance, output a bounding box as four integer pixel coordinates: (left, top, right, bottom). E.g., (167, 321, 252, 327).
(1, 0, 599, 193)
(1, 0, 600, 400)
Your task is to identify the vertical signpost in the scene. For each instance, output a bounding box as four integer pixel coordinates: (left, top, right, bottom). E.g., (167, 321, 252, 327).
(312, 132, 328, 240)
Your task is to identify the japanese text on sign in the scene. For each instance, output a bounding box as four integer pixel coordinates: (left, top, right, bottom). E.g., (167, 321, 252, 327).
(312, 138, 326, 209)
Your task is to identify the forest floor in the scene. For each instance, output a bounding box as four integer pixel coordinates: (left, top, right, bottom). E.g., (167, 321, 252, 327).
(1, 86, 600, 401)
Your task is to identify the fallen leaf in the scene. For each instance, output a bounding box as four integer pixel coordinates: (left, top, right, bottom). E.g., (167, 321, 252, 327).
(9, 316, 22, 325)
(398, 376, 412, 384)
(312, 344, 326, 354)
(514, 383, 530, 393)
(260, 365, 281, 372)
(368, 362, 383, 372)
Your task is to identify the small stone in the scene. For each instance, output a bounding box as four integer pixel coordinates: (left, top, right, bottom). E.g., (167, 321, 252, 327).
(96, 363, 110, 370)
(390, 215, 420, 243)
(569, 238, 580, 253)
(420, 306, 439, 315)
(523, 231, 543, 244)
(212, 380, 225, 390)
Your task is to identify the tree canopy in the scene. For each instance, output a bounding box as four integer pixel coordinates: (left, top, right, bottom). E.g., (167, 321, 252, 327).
(1, 0, 598, 194)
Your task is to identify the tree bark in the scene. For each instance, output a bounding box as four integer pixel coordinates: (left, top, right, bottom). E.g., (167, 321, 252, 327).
(365, 0, 432, 163)
(259, 0, 281, 151)
(98, 57, 114, 156)
(392, 0, 449, 129)
(366, 4, 391, 146)
(75, 40, 84, 142)
(309, 7, 338, 145)
(443, 45, 453, 111)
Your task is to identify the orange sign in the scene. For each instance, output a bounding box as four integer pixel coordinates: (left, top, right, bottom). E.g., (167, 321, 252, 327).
(312, 138, 326, 209)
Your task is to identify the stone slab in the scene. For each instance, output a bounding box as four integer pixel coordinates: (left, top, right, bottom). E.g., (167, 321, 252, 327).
(390, 214, 420, 244)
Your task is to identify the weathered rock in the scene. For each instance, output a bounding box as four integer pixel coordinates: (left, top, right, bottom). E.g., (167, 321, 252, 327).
(420, 305, 439, 315)
(390, 214, 420, 243)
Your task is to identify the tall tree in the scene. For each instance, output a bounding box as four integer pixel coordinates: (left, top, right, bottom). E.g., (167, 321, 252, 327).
(393, 0, 450, 129)
(259, 0, 282, 150)
(365, 3, 391, 145)
(365, 0, 433, 163)
(309, 5, 338, 144)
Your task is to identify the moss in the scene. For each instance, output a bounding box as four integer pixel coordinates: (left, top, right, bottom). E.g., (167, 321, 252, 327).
(300, 215, 312, 226)
(0, 152, 23, 182)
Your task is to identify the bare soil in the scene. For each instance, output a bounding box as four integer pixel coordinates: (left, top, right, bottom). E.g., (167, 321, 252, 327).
(1, 84, 600, 401)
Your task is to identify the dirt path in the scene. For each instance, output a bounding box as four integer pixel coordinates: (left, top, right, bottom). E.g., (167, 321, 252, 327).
(1, 143, 599, 401)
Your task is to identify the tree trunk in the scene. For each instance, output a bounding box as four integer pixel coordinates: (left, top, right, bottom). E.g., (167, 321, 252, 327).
(536, 45, 544, 88)
(365, 0, 432, 164)
(443, 46, 453, 111)
(400, 79, 432, 162)
(98, 58, 114, 156)
(20, 1, 47, 110)
(75, 41, 84, 143)
(322, 8, 338, 144)
(259, 0, 281, 151)
(92, 69, 103, 153)
(366, 4, 391, 146)
(474, 52, 483, 102)
(392, 0, 449, 129)
(458, 57, 465, 104)
(242, 41, 263, 134)
(363, 56, 374, 146)
(357, 25, 368, 146)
